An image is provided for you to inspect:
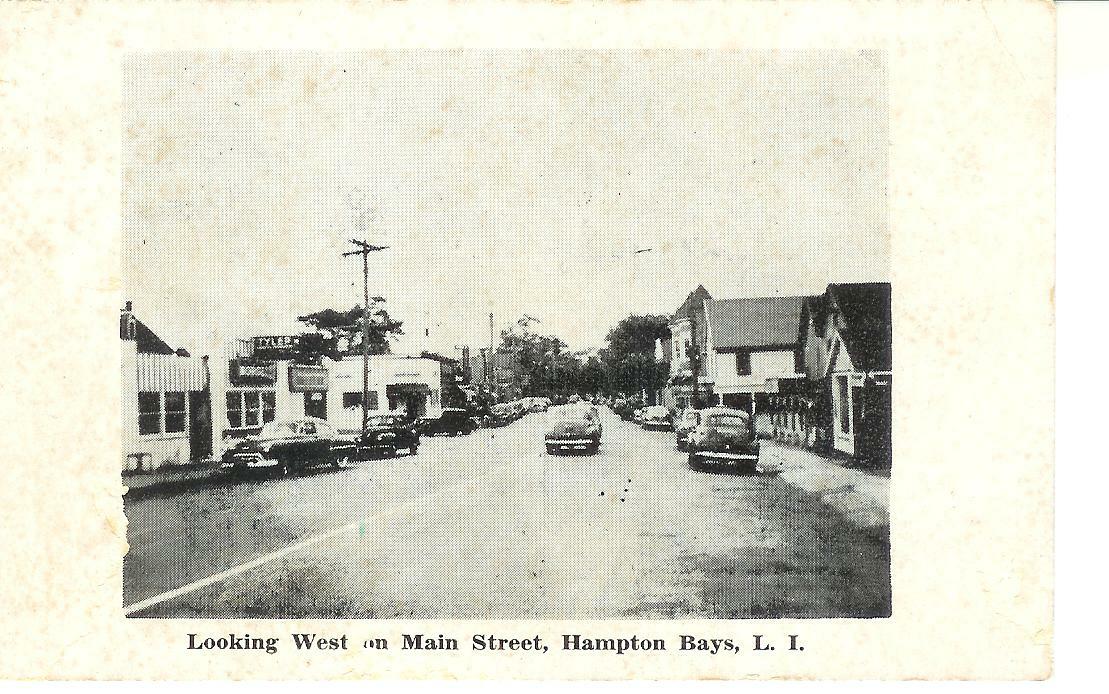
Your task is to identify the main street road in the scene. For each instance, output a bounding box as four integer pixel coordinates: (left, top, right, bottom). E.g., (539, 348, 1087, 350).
(124, 408, 890, 618)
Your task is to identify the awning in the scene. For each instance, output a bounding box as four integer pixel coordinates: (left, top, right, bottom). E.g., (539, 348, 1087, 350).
(386, 383, 431, 396)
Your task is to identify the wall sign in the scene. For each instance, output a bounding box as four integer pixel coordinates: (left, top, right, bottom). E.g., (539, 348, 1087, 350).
(229, 358, 277, 386)
(252, 335, 301, 359)
(289, 364, 328, 393)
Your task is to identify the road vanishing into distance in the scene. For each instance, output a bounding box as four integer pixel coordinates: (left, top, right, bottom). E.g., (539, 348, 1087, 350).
(124, 408, 890, 619)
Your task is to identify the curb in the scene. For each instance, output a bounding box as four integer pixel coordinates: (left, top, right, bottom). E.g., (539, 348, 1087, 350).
(758, 442, 890, 537)
(122, 465, 229, 499)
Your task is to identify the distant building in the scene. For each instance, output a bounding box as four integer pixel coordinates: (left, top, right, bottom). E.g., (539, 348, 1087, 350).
(661, 285, 713, 410)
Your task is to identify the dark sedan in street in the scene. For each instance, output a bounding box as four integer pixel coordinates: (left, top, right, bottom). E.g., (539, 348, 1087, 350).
(356, 414, 420, 458)
(544, 403, 602, 455)
(686, 407, 761, 473)
(417, 408, 477, 436)
(222, 417, 355, 476)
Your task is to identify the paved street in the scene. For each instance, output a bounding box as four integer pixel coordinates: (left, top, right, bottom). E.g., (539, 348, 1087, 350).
(124, 408, 890, 619)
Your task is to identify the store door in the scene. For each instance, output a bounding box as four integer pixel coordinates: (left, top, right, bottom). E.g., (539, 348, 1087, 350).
(188, 390, 213, 462)
(304, 391, 327, 419)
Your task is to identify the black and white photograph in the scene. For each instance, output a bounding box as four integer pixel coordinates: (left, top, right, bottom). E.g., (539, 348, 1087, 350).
(119, 51, 893, 620)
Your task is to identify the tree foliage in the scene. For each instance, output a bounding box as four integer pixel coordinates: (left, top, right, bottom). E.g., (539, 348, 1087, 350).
(488, 313, 671, 401)
(598, 314, 672, 398)
(296, 305, 404, 358)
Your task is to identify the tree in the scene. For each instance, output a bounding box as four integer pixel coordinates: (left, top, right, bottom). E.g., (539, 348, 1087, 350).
(599, 314, 671, 400)
(604, 314, 671, 356)
(296, 305, 404, 359)
(493, 315, 599, 398)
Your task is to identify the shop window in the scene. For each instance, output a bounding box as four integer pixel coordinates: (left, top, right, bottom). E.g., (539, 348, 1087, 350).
(138, 392, 161, 435)
(736, 352, 751, 376)
(226, 392, 242, 429)
(343, 391, 379, 410)
(243, 391, 261, 427)
(164, 392, 186, 433)
(227, 390, 275, 429)
(262, 391, 276, 423)
(837, 375, 851, 434)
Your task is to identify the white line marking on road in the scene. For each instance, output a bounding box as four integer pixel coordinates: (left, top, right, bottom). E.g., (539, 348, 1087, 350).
(123, 471, 487, 616)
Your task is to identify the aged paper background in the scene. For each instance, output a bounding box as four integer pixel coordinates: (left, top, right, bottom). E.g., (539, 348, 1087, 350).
(0, 0, 1053, 680)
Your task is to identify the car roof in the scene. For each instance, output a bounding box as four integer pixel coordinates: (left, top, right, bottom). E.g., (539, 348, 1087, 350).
(701, 407, 749, 418)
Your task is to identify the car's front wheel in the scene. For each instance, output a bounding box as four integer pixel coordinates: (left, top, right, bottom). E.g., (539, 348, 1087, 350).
(687, 450, 703, 471)
(546, 444, 558, 455)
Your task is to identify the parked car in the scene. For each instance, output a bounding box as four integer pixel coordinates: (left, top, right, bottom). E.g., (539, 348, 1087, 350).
(613, 398, 634, 421)
(488, 403, 515, 427)
(686, 407, 760, 473)
(640, 405, 673, 431)
(544, 403, 602, 455)
(418, 408, 477, 436)
(508, 400, 528, 420)
(222, 416, 354, 476)
(356, 413, 420, 458)
(675, 408, 704, 451)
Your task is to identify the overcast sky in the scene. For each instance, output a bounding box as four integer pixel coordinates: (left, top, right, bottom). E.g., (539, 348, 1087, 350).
(122, 51, 888, 356)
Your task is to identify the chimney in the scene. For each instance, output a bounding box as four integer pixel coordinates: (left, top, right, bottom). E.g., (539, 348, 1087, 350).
(120, 301, 136, 340)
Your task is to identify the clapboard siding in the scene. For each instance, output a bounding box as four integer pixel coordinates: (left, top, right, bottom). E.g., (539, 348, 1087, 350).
(136, 353, 208, 392)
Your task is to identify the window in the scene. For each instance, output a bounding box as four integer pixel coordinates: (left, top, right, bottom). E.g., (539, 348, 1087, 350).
(164, 392, 186, 433)
(262, 391, 276, 423)
(837, 375, 851, 434)
(226, 392, 242, 429)
(343, 391, 378, 410)
(227, 390, 275, 429)
(138, 392, 161, 435)
(243, 391, 261, 427)
(736, 352, 751, 376)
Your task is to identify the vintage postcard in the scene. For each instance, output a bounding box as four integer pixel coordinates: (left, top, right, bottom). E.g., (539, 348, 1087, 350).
(0, 0, 1053, 681)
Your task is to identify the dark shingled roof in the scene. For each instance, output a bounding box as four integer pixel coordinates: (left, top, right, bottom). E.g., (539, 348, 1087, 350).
(706, 296, 806, 350)
(829, 282, 892, 372)
(133, 318, 175, 355)
(673, 285, 713, 322)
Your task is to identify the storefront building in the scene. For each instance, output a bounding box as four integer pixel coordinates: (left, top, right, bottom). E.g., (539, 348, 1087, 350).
(704, 295, 807, 423)
(327, 354, 442, 434)
(209, 337, 330, 458)
(121, 303, 210, 472)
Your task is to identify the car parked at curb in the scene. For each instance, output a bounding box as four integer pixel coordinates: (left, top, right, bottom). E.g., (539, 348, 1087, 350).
(356, 413, 420, 458)
(640, 405, 673, 431)
(686, 407, 760, 473)
(222, 417, 354, 476)
(544, 403, 602, 455)
(488, 403, 515, 427)
(417, 408, 476, 436)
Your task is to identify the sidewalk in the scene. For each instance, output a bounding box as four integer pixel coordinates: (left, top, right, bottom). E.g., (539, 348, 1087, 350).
(122, 461, 226, 497)
(758, 441, 890, 535)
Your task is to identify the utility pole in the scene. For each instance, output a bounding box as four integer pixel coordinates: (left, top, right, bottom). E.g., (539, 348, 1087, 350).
(343, 238, 388, 436)
(689, 310, 702, 410)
